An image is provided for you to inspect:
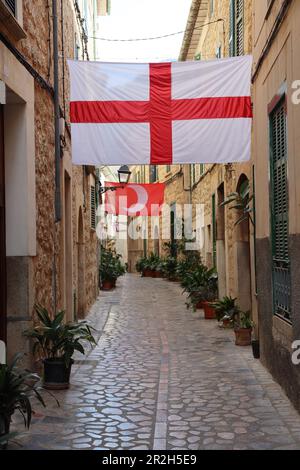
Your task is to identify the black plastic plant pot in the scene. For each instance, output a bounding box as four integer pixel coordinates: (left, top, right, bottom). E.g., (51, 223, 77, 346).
(251, 340, 260, 359)
(43, 358, 74, 390)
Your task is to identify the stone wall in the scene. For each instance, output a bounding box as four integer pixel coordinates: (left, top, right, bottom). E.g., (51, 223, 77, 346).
(4, 0, 99, 360)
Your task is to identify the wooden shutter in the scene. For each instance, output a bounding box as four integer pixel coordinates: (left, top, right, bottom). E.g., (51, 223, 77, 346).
(270, 99, 291, 321)
(212, 194, 217, 268)
(90, 185, 96, 230)
(235, 0, 244, 56)
(229, 0, 235, 57)
(150, 165, 157, 183)
(5, 0, 16, 16)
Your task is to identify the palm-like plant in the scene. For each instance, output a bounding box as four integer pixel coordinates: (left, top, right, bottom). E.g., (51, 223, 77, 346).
(100, 247, 126, 283)
(221, 181, 254, 227)
(182, 266, 218, 311)
(24, 305, 96, 367)
(211, 296, 239, 322)
(0, 354, 56, 446)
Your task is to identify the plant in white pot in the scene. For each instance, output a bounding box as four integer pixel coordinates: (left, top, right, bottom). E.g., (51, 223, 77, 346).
(24, 305, 96, 390)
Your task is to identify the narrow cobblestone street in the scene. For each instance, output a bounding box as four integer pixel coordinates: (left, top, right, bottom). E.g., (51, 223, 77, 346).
(14, 275, 300, 450)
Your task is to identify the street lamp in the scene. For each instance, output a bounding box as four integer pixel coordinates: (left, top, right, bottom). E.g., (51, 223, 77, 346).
(118, 165, 131, 185)
(98, 165, 132, 195)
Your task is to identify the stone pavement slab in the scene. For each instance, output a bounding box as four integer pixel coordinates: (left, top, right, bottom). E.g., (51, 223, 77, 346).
(11, 275, 300, 450)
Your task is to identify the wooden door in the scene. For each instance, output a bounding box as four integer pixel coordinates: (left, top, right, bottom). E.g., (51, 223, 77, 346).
(0, 105, 6, 342)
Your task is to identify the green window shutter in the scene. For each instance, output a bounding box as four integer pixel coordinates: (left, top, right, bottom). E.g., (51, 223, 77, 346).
(235, 0, 244, 56)
(270, 98, 291, 321)
(90, 185, 96, 230)
(229, 0, 235, 57)
(150, 165, 158, 183)
(212, 194, 217, 268)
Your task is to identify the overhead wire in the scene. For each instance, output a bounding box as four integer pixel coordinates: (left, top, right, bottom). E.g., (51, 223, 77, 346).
(88, 18, 225, 42)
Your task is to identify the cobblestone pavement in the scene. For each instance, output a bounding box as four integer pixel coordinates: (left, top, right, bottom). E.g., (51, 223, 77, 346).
(12, 275, 300, 450)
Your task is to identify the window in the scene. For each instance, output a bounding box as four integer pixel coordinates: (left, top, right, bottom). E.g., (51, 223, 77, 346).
(229, 0, 244, 57)
(200, 164, 205, 176)
(270, 98, 291, 322)
(166, 165, 171, 173)
(210, 0, 214, 17)
(90, 185, 96, 230)
(195, 53, 201, 61)
(4, 0, 16, 16)
(150, 165, 158, 183)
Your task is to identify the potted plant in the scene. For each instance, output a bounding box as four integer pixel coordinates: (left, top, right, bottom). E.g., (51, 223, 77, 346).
(0, 354, 56, 449)
(233, 311, 254, 346)
(24, 305, 96, 390)
(100, 247, 126, 290)
(199, 269, 218, 319)
(211, 296, 238, 327)
(162, 257, 178, 281)
(136, 257, 147, 277)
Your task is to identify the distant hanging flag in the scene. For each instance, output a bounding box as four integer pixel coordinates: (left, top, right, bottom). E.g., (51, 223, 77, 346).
(68, 56, 253, 165)
(105, 182, 165, 217)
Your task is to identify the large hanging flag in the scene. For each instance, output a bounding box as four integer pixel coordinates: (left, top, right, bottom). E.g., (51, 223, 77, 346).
(105, 182, 165, 216)
(68, 56, 252, 165)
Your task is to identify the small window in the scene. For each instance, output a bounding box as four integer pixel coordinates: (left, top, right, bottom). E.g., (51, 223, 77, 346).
(195, 53, 201, 61)
(90, 185, 96, 230)
(166, 165, 171, 173)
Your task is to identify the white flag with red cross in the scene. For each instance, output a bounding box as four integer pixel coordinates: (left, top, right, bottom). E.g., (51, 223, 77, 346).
(68, 56, 252, 166)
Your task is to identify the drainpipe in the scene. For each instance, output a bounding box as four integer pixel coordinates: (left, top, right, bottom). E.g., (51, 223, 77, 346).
(53, 0, 61, 222)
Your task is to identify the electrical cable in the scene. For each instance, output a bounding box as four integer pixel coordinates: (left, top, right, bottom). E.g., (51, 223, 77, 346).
(88, 18, 224, 42)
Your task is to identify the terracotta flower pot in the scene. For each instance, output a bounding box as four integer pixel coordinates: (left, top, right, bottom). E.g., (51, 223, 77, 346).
(196, 301, 204, 310)
(234, 328, 252, 346)
(144, 270, 153, 278)
(203, 302, 216, 320)
(101, 280, 116, 291)
(222, 318, 233, 329)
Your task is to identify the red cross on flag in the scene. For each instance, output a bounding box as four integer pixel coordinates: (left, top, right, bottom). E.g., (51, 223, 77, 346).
(68, 56, 252, 165)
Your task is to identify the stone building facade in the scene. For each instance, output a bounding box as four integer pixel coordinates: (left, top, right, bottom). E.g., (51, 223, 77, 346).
(0, 0, 101, 362)
(252, 0, 300, 411)
(179, 0, 255, 314)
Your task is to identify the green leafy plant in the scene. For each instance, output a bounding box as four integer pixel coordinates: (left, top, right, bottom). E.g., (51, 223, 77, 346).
(100, 247, 126, 283)
(183, 266, 218, 311)
(0, 354, 57, 446)
(221, 181, 254, 226)
(162, 257, 178, 280)
(24, 305, 96, 367)
(210, 296, 239, 322)
(235, 311, 254, 330)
